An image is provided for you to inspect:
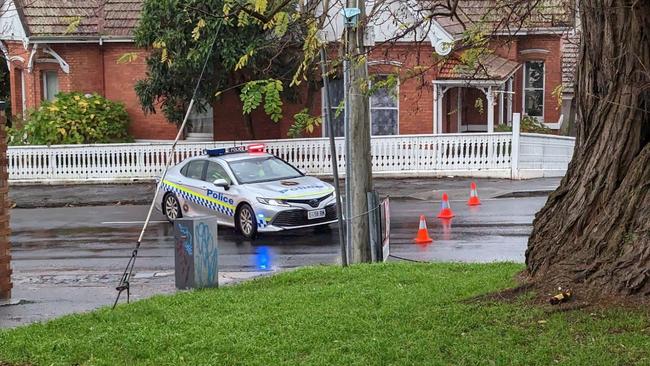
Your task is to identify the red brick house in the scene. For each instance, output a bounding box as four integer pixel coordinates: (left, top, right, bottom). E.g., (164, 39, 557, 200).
(0, 0, 579, 142)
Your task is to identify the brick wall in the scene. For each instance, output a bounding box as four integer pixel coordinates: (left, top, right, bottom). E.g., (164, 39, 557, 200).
(3, 41, 177, 140)
(102, 44, 177, 140)
(0, 108, 11, 300)
(4, 33, 564, 142)
(514, 35, 563, 124)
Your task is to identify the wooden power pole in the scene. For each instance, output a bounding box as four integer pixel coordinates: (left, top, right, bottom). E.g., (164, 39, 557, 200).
(0, 104, 11, 301)
(345, 0, 373, 263)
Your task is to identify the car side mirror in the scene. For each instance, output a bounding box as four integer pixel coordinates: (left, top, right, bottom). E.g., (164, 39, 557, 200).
(213, 178, 230, 190)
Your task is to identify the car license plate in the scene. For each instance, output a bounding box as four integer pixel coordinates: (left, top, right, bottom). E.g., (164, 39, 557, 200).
(308, 209, 326, 220)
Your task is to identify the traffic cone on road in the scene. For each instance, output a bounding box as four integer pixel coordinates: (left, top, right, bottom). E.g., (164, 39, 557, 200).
(413, 215, 433, 244)
(437, 193, 455, 219)
(467, 182, 481, 206)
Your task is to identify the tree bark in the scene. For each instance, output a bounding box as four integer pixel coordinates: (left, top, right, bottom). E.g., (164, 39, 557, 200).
(0, 108, 11, 300)
(526, 0, 650, 297)
(244, 113, 256, 140)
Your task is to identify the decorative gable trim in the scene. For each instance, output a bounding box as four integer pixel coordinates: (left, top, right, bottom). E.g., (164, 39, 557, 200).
(0, 0, 29, 47)
(403, 0, 454, 55)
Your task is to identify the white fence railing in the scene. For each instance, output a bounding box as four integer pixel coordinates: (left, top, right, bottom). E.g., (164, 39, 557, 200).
(517, 133, 576, 178)
(7, 130, 575, 184)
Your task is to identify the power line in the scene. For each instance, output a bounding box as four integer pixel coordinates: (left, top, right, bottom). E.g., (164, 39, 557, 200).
(112, 21, 224, 309)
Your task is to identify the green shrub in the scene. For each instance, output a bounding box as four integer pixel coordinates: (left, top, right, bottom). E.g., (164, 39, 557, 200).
(494, 115, 554, 134)
(7, 92, 132, 145)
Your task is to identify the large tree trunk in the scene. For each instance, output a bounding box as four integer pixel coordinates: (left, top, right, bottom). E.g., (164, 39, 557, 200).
(526, 0, 650, 297)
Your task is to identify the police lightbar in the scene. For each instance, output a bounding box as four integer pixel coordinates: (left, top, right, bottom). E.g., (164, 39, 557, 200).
(206, 144, 266, 157)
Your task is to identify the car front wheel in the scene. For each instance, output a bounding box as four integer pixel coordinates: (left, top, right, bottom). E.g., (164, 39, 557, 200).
(237, 203, 258, 240)
(163, 193, 182, 222)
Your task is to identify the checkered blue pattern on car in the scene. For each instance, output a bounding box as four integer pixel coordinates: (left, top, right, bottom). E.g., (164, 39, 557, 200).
(162, 180, 235, 217)
(257, 214, 268, 229)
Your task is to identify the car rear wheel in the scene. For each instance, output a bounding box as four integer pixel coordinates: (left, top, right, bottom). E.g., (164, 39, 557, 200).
(237, 203, 257, 239)
(163, 193, 182, 222)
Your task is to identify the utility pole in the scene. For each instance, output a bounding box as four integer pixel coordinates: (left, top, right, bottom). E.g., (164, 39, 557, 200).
(344, 0, 373, 263)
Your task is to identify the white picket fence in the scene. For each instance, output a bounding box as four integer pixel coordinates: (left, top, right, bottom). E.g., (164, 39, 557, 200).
(7, 131, 574, 184)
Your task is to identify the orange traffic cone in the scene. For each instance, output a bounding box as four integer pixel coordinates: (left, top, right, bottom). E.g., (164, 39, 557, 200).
(468, 182, 481, 206)
(437, 192, 455, 219)
(414, 215, 433, 244)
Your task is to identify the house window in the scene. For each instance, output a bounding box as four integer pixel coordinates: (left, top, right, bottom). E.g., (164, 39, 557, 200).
(186, 104, 214, 141)
(324, 79, 345, 137)
(370, 75, 399, 135)
(42, 71, 59, 101)
(523, 61, 544, 118)
(324, 75, 399, 136)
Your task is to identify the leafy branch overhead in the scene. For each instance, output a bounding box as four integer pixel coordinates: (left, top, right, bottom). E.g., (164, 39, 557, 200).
(133, 0, 315, 131)
(240, 79, 284, 122)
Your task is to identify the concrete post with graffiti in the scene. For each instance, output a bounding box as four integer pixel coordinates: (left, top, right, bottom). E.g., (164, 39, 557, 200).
(173, 217, 219, 289)
(0, 104, 11, 300)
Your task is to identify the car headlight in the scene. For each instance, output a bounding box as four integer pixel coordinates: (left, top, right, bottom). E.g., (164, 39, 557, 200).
(257, 197, 290, 207)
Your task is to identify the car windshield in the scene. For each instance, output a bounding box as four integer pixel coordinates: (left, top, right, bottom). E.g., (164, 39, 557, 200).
(229, 156, 302, 184)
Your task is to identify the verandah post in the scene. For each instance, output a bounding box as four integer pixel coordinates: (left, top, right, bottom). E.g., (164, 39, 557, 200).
(511, 113, 521, 179)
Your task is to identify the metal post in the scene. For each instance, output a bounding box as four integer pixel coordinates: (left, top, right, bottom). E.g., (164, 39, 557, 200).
(319, 48, 348, 266)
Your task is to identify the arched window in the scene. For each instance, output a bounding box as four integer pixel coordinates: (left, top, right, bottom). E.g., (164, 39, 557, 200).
(324, 75, 399, 136)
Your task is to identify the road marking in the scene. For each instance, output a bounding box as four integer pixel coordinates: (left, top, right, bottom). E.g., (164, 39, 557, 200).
(102, 221, 168, 225)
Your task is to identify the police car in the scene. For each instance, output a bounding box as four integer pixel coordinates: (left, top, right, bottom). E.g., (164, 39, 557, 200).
(155, 144, 338, 239)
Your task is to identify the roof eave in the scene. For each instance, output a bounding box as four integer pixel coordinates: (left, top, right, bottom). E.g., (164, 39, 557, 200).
(434, 63, 522, 85)
(493, 27, 573, 36)
(29, 36, 135, 44)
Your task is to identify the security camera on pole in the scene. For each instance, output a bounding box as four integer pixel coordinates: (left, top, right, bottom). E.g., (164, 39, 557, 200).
(343, 1, 373, 263)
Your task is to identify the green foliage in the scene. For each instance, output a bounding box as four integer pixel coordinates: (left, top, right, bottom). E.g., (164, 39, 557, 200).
(6, 92, 131, 145)
(474, 97, 485, 114)
(116, 52, 139, 64)
(367, 74, 399, 99)
(288, 109, 321, 137)
(551, 84, 563, 110)
(63, 16, 82, 34)
(494, 114, 554, 134)
(240, 79, 284, 122)
(134, 0, 310, 134)
(1, 263, 649, 365)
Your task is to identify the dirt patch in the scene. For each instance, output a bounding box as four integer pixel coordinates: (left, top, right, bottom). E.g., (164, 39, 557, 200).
(471, 270, 650, 313)
(466, 282, 534, 304)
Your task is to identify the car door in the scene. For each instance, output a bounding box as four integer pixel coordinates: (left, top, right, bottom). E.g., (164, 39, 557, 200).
(203, 161, 237, 222)
(178, 159, 211, 215)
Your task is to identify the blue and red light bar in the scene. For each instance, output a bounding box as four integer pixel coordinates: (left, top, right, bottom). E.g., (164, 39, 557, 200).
(205, 144, 266, 157)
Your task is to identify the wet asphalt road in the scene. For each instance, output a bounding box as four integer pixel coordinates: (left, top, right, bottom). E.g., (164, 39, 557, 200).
(10, 195, 547, 275)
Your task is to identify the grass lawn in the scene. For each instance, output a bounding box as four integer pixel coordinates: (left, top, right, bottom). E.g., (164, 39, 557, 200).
(1, 263, 649, 365)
